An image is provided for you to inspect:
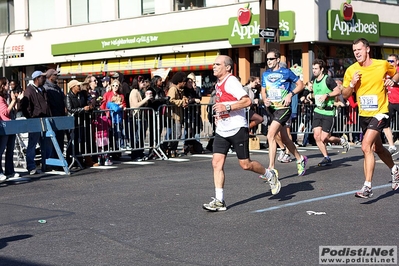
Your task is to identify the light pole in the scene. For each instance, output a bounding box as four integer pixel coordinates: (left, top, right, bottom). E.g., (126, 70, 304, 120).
(2, 28, 32, 78)
(259, 0, 279, 74)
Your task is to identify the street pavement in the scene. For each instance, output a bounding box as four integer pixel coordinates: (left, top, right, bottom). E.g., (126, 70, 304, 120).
(0, 143, 398, 266)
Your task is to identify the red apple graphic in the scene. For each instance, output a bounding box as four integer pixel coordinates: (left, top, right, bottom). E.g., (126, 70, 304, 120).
(340, 0, 353, 21)
(237, 3, 251, 26)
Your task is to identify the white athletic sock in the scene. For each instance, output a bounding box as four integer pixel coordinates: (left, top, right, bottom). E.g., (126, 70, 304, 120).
(264, 168, 273, 179)
(391, 165, 398, 174)
(364, 181, 372, 188)
(215, 188, 224, 202)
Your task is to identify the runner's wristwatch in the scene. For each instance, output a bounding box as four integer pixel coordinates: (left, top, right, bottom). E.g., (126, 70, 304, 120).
(226, 104, 231, 112)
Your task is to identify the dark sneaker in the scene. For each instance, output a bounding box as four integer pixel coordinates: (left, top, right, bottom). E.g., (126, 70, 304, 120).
(391, 165, 399, 190)
(355, 185, 373, 198)
(318, 157, 332, 167)
(203, 197, 227, 211)
(297, 156, 308, 176)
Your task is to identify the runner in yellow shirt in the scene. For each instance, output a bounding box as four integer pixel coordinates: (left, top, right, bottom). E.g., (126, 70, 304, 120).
(342, 38, 399, 198)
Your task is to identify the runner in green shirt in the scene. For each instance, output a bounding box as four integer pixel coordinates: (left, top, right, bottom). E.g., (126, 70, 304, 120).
(311, 59, 350, 167)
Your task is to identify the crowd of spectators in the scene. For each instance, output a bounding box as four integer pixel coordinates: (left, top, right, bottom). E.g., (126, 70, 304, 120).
(0, 70, 215, 179)
(0, 64, 369, 181)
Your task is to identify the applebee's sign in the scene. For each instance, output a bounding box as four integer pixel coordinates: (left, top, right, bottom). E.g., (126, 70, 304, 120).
(279, 11, 295, 41)
(230, 4, 259, 42)
(340, 0, 354, 21)
(327, 7, 379, 42)
(237, 3, 252, 25)
(228, 11, 295, 45)
(231, 20, 259, 40)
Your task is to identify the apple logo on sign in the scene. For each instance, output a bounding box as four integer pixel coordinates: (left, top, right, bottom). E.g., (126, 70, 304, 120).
(340, 0, 354, 21)
(237, 3, 252, 26)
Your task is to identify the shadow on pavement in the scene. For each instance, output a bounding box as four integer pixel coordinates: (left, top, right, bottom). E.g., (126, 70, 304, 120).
(360, 189, 397, 204)
(271, 180, 316, 201)
(228, 180, 316, 209)
(0, 256, 52, 266)
(0, 234, 33, 250)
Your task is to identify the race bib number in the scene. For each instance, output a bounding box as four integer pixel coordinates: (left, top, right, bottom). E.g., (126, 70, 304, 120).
(216, 111, 230, 121)
(315, 94, 324, 107)
(359, 95, 378, 111)
(268, 88, 282, 102)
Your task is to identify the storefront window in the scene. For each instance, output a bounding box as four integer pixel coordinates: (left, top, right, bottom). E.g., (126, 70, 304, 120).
(70, 0, 115, 25)
(383, 0, 399, 4)
(142, 0, 155, 14)
(200, 72, 216, 95)
(364, 0, 399, 3)
(70, 0, 88, 25)
(119, 0, 138, 18)
(29, 0, 56, 30)
(174, 0, 204, 11)
(119, 0, 154, 18)
(0, 0, 14, 35)
(325, 45, 381, 79)
(382, 48, 399, 59)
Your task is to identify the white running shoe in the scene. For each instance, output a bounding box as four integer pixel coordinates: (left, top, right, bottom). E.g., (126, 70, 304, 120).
(277, 150, 285, 162)
(202, 197, 227, 211)
(104, 159, 113, 166)
(280, 154, 293, 163)
(260, 169, 281, 195)
(391, 165, 399, 190)
(341, 135, 350, 153)
(388, 146, 398, 156)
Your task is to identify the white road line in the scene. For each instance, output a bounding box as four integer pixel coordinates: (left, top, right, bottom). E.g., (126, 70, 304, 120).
(167, 158, 190, 162)
(90, 166, 118, 169)
(122, 161, 155, 165)
(253, 183, 392, 213)
(192, 154, 213, 158)
(249, 150, 268, 153)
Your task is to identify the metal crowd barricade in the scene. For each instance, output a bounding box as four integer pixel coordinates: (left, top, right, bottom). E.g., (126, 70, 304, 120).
(249, 103, 368, 139)
(65, 100, 399, 166)
(5, 117, 74, 175)
(124, 107, 157, 157)
(290, 104, 362, 135)
(69, 107, 158, 165)
(69, 104, 214, 162)
(152, 103, 214, 159)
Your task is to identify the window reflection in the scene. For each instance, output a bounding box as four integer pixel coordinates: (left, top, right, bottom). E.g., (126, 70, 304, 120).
(174, 0, 204, 11)
(0, 0, 14, 34)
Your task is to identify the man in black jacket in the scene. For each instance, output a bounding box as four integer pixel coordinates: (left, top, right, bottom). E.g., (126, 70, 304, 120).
(65, 79, 91, 167)
(21, 70, 52, 175)
(44, 69, 66, 160)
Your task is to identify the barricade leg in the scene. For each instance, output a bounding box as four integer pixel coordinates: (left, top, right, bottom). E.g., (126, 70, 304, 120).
(44, 119, 70, 175)
(65, 129, 84, 170)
